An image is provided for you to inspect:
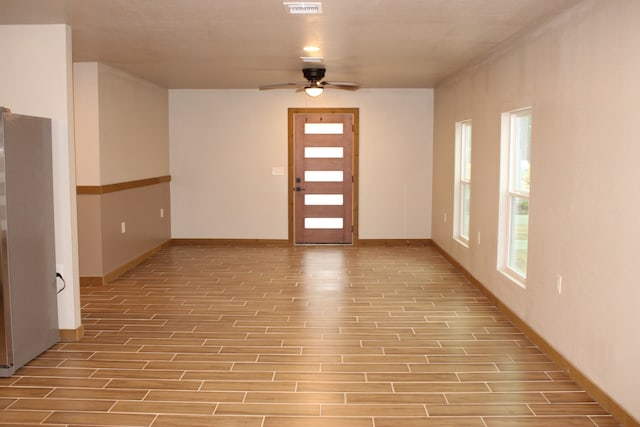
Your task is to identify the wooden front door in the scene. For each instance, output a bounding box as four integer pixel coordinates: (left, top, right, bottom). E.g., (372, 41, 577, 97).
(290, 110, 357, 244)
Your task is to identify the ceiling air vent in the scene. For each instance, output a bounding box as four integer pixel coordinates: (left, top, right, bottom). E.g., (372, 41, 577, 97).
(300, 57, 324, 63)
(283, 2, 323, 15)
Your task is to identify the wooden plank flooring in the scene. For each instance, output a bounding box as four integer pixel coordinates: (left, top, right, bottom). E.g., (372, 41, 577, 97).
(0, 243, 622, 426)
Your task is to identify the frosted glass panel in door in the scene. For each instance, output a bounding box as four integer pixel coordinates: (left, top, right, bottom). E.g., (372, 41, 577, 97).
(305, 194, 344, 206)
(304, 147, 344, 158)
(304, 123, 344, 134)
(305, 171, 344, 182)
(305, 218, 344, 229)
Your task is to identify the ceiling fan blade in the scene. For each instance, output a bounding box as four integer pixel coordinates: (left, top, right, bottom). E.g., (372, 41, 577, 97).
(259, 82, 306, 90)
(323, 81, 360, 90)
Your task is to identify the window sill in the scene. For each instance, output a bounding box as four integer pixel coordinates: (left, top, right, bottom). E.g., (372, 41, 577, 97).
(498, 268, 526, 289)
(454, 237, 469, 248)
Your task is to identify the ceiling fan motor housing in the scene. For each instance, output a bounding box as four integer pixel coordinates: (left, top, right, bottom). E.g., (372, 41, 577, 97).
(303, 67, 326, 82)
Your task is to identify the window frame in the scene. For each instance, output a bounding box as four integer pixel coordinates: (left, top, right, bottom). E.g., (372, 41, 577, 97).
(497, 107, 532, 287)
(453, 120, 472, 246)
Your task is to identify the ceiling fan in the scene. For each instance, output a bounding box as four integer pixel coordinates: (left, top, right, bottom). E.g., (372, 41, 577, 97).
(259, 67, 359, 97)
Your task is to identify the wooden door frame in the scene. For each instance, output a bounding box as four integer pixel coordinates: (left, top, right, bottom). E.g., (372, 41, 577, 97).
(288, 108, 359, 244)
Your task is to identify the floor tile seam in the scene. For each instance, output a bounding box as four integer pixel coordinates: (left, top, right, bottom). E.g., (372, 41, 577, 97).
(42, 402, 216, 418)
(587, 414, 621, 426)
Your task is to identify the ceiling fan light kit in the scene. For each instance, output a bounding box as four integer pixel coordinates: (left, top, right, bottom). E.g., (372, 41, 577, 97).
(259, 67, 359, 97)
(304, 85, 323, 97)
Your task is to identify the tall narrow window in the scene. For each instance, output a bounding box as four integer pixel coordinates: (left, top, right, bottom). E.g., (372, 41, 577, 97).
(454, 120, 472, 245)
(498, 108, 532, 286)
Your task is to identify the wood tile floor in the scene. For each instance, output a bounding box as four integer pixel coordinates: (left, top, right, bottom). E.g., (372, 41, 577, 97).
(0, 243, 622, 426)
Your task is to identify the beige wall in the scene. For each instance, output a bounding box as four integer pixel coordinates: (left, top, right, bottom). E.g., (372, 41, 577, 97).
(0, 25, 81, 331)
(77, 186, 171, 278)
(74, 63, 171, 278)
(432, 0, 640, 420)
(101, 183, 171, 274)
(76, 196, 103, 276)
(169, 89, 433, 239)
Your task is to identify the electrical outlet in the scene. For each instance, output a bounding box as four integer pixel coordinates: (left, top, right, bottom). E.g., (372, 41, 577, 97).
(477, 231, 481, 246)
(556, 274, 562, 295)
(121, 222, 126, 234)
(444, 212, 447, 223)
(160, 208, 164, 218)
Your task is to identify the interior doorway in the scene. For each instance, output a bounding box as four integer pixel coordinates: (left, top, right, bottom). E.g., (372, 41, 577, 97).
(288, 108, 359, 244)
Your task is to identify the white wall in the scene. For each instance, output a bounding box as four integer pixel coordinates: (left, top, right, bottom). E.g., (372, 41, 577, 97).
(432, 0, 640, 420)
(97, 64, 169, 184)
(73, 62, 101, 185)
(74, 62, 170, 186)
(0, 25, 81, 331)
(169, 89, 433, 240)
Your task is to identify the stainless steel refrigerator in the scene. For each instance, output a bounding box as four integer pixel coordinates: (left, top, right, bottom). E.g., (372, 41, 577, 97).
(0, 107, 59, 377)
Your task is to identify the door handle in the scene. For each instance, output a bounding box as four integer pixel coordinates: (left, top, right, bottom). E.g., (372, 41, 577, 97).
(294, 186, 305, 192)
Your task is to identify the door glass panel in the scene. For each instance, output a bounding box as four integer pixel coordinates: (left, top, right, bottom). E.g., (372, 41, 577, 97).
(305, 218, 344, 229)
(305, 194, 344, 205)
(305, 171, 344, 182)
(304, 123, 344, 134)
(304, 147, 344, 158)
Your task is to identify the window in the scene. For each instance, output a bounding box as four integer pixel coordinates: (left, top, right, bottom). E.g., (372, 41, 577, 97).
(454, 120, 472, 245)
(498, 108, 531, 286)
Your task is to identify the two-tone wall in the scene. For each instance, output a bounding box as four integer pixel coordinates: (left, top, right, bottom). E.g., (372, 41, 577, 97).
(432, 0, 640, 422)
(74, 63, 171, 281)
(169, 89, 433, 240)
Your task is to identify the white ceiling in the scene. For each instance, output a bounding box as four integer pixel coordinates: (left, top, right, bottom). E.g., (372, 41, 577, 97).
(0, 0, 582, 89)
